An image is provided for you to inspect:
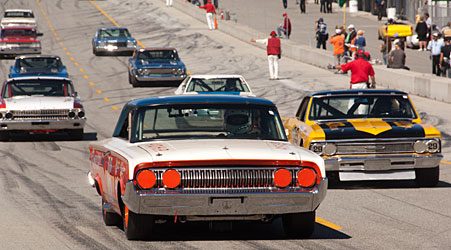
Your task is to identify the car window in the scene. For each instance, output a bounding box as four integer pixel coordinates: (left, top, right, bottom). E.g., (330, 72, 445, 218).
(136, 50, 179, 60)
(132, 104, 286, 142)
(3, 80, 74, 97)
(4, 11, 34, 18)
(186, 78, 249, 92)
(99, 29, 131, 38)
(308, 95, 417, 120)
(296, 97, 310, 121)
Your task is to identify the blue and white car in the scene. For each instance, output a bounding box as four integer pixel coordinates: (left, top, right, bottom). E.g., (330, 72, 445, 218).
(92, 27, 137, 56)
(128, 48, 187, 87)
(175, 75, 255, 97)
(9, 55, 68, 78)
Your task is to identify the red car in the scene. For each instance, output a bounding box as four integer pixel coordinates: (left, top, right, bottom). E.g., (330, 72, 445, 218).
(0, 26, 42, 58)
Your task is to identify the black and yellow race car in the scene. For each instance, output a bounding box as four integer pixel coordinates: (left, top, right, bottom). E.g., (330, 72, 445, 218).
(283, 89, 442, 187)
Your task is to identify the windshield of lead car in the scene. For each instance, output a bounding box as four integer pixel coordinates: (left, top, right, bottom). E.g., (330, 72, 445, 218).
(308, 95, 417, 120)
(3, 80, 74, 97)
(99, 29, 131, 38)
(132, 104, 286, 141)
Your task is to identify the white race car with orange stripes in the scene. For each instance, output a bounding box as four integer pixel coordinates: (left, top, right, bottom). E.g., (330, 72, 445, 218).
(88, 95, 327, 240)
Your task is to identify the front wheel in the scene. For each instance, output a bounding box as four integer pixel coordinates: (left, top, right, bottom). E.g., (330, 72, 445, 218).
(415, 166, 439, 187)
(130, 73, 141, 87)
(123, 205, 154, 240)
(282, 211, 315, 238)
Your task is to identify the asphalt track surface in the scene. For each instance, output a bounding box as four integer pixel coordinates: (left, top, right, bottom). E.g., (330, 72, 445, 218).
(0, 0, 451, 249)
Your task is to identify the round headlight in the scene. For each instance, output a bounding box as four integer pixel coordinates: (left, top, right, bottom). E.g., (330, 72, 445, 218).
(0, 113, 3, 119)
(99, 41, 105, 46)
(77, 111, 85, 118)
(426, 140, 440, 153)
(68, 111, 76, 118)
(323, 143, 337, 156)
(177, 68, 184, 74)
(5, 112, 13, 119)
(309, 143, 324, 155)
(137, 68, 143, 74)
(414, 140, 427, 153)
(127, 40, 135, 47)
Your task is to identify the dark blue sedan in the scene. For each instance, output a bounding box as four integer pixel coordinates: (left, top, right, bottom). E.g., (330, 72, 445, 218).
(9, 55, 68, 78)
(128, 48, 187, 87)
(92, 27, 137, 56)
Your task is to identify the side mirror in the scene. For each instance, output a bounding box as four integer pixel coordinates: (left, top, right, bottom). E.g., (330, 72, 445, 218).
(36, 32, 43, 37)
(418, 111, 426, 120)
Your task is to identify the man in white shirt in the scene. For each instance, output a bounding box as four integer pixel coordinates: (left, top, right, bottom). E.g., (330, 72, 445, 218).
(427, 33, 445, 76)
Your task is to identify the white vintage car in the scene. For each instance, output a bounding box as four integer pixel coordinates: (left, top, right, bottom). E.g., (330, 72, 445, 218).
(1, 9, 37, 28)
(88, 95, 327, 240)
(0, 77, 86, 140)
(174, 75, 255, 96)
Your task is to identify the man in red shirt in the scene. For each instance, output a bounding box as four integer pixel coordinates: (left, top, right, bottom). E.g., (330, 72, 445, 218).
(199, 0, 216, 30)
(330, 50, 376, 89)
(277, 13, 291, 39)
(251, 31, 282, 80)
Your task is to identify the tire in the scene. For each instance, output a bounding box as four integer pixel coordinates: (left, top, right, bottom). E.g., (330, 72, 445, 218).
(415, 166, 439, 187)
(282, 211, 316, 238)
(130, 73, 141, 87)
(102, 198, 122, 226)
(0, 131, 10, 142)
(68, 129, 84, 140)
(123, 205, 154, 240)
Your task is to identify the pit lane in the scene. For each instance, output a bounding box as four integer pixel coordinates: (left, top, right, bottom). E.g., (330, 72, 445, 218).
(0, 0, 450, 249)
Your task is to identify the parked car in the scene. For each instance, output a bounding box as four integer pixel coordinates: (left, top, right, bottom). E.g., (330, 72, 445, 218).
(378, 21, 412, 40)
(174, 75, 255, 96)
(88, 95, 327, 240)
(0, 26, 42, 58)
(283, 89, 442, 187)
(1, 9, 37, 28)
(9, 55, 68, 78)
(92, 27, 137, 56)
(128, 48, 187, 87)
(0, 77, 86, 140)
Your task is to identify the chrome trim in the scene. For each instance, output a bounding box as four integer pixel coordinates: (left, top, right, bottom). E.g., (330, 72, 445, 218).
(122, 177, 328, 216)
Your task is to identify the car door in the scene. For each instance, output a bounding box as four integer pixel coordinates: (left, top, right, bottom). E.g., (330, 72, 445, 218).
(292, 96, 311, 147)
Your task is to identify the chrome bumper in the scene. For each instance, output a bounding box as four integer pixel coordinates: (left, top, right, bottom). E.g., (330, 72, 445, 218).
(95, 46, 135, 53)
(135, 74, 187, 82)
(324, 153, 443, 171)
(122, 178, 328, 216)
(0, 47, 41, 55)
(0, 119, 86, 130)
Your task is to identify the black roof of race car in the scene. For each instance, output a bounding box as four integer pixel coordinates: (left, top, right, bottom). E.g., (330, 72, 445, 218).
(127, 95, 274, 107)
(309, 89, 408, 97)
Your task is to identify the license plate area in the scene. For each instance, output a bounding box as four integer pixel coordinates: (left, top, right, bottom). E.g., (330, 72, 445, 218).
(364, 159, 391, 171)
(209, 197, 246, 214)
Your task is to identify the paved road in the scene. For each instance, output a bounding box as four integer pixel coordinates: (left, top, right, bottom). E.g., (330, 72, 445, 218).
(0, 0, 451, 249)
(219, 0, 435, 74)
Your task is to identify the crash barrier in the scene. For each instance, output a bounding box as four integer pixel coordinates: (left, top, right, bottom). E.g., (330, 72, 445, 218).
(169, 0, 451, 104)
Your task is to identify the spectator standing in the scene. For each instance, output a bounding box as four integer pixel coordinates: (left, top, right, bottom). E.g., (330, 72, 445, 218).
(277, 13, 292, 39)
(354, 30, 366, 51)
(330, 50, 376, 89)
(380, 37, 392, 65)
(415, 17, 428, 51)
(427, 33, 445, 76)
(388, 42, 407, 69)
(300, 0, 306, 14)
(374, 0, 385, 21)
(199, 0, 216, 30)
(330, 29, 345, 66)
(166, 0, 173, 6)
(251, 31, 282, 80)
(326, 0, 333, 13)
(282, 0, 287, 9)
(440, 39, 451, 78)
(344, 24, 357, 56)
(315, 18, 328, 49)
(320, 0, 326, 13)
(442, 22, 451, 41)
(213, 0, 218, 9)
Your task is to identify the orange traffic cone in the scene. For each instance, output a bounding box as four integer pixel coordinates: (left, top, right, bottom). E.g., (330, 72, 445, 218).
(214, 15, 218, 29)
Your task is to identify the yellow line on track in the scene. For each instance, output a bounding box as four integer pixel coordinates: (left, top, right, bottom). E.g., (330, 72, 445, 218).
(96, 90, 102, 94)
(104, 97, 110, 102)
(441, 161, 451, 165)
(112, 106, 119, 111)
(316, 217, 342, 230)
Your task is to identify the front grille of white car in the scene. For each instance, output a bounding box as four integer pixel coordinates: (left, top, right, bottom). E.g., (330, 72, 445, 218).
(11, 109, 70, 120)
(150, 167, 305, 191)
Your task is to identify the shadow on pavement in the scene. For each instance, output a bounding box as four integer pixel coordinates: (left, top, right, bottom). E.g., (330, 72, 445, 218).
(328, 179, 451, 189)
(130, 217, 350, 241)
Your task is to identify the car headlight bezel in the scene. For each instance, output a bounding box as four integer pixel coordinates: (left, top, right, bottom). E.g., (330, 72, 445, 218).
(426, 139, 440, 153)
(414, 139, 441, 154)
(309, 142, 325, 155)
